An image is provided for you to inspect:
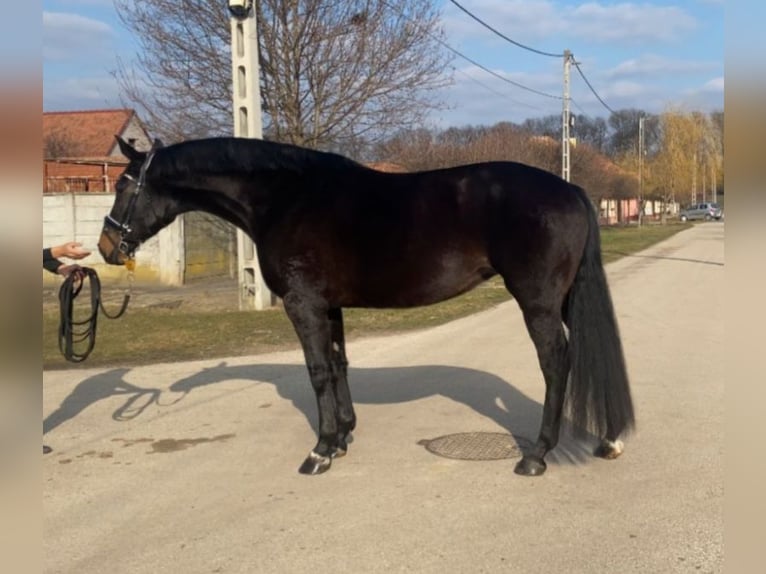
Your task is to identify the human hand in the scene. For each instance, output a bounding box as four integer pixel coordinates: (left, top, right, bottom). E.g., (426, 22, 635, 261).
(57, 264, 85, 280)
(52, 242, 91, 260)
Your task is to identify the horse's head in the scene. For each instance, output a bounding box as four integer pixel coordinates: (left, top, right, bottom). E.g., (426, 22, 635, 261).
(98, 136, 167, 265)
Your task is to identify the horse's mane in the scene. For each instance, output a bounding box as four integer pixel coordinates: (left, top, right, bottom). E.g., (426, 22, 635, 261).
(153, 137, 363, 179)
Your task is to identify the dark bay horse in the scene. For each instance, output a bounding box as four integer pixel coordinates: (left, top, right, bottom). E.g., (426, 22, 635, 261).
(99, 136, 634, 477)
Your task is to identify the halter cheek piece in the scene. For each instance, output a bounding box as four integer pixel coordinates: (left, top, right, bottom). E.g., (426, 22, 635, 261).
(103, 151, 156, 256)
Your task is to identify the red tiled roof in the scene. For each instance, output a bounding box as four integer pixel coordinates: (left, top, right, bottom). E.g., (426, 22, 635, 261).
(42, 109, 139, 157)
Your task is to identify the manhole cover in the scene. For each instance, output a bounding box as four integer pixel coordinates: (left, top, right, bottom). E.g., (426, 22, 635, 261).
(419, 432, 533, 461)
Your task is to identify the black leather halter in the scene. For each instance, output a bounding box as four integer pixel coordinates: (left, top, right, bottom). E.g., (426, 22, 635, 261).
(103, 151, 156, 254)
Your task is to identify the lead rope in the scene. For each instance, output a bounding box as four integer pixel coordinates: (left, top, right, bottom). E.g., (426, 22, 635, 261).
(57, 264, 133, 362)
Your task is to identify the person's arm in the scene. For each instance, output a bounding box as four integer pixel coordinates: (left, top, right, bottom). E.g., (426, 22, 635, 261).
(43, 242, 90, 276)
(43, 248, 64, 275)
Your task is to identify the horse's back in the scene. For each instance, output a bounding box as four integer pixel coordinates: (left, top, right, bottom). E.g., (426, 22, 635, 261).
(261, 161, 589, 308)
(380, 162, 590, 304)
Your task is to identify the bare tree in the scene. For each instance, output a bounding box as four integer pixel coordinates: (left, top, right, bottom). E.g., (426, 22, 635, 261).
(570, 144, 612, 199)
(375, 122, 537, 171)
(44, 130, 85, 159)
(606, 108, 645, 157)
(114, 0, 452, 151)
(520, 115, 559, 140)
(374, 122, 622, 202)
(572, 115, 608, 153)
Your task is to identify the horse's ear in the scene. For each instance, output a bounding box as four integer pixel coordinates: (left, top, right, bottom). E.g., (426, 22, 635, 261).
(115, 135, 142, 161)
(151, 138, 165, 150)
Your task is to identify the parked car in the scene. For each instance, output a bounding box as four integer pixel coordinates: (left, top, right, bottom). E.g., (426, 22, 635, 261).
(679, 202, 723, 221)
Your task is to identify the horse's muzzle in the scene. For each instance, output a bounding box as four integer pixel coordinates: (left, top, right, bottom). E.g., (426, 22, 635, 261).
(98, 228, 130, 265)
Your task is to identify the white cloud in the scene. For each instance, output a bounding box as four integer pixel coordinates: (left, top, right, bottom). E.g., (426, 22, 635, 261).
(444, 0, 561, 43)
(44, 75, 122, 110)
(429, 63, 565, 126)
(571, 2, 696, 43)
(433, 60, 724, 126)
(602, 80, 646, 99)
(443, 1, 698, 45)
(668, 78, 724, 113)
(701, 76, 724, 92)
(462, 63, 561, 92)
(665, 76, 724, 112)
(606, 54, 719, 79)
(43, 11, 113, 61)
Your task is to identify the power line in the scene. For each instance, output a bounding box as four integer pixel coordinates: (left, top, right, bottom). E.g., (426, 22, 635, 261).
(572, 60, 617, 115)
(571, 98, 587, 115)
(446, 1, 619, 117)
(453, 67, 543, 111)
(436, 37, 562, 100)
(448, 0, 564, 58)
(379, 0, 561, 102)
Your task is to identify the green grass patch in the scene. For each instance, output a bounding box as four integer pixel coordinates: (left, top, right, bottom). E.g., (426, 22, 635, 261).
(43, 223, 690, 370)
(599, 222, 689, 264)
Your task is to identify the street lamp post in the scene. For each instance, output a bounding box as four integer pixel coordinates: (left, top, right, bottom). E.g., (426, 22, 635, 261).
(228, 1, 274, 310)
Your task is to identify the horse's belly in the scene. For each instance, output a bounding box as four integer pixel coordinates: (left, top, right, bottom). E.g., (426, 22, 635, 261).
(350, 255, 496, 308)
(412, 267, 496, 306)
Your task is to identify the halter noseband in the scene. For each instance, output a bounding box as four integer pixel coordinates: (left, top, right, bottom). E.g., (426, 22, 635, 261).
(103, 151, 156, 255)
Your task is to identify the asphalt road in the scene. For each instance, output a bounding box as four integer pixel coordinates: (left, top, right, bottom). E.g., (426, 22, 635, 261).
(43, 223, 724, 574)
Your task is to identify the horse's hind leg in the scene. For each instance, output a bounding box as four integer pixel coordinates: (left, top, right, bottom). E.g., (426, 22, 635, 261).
(329, 307, 355, 456)
(562, 302, 624, 461)
(594, 422, 625, 459)
(283, 294, 341, 475)
(514, 308, 569, 477)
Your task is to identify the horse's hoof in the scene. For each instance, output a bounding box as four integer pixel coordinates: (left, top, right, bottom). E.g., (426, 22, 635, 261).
(332, 445, 347, 458)
(514, 455, 547, 476)
(594, 439, 624, 460)
(334, 435, 348, 458)
(298, 451, 332, 475)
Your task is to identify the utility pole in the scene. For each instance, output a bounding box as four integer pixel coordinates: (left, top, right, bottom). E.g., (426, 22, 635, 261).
(700, 168, 707, 203)
(638, 114, 644, 227)
(561, 49, 572, 182)
(228, 1, 274, 310)
(692, 151, 697, 205)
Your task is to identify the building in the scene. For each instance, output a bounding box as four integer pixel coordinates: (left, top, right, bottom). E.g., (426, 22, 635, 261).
(42, 109, 236, 287)
(43, 109, 153, 193)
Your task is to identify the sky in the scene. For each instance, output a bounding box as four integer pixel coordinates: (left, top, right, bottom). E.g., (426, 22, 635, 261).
(42, 0, 724, 128)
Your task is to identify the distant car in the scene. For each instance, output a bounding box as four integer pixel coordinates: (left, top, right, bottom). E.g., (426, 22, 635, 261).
(679, 202, 723, 222)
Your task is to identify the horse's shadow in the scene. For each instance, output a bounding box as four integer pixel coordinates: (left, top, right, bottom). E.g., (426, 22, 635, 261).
(45, 362, 598, 465)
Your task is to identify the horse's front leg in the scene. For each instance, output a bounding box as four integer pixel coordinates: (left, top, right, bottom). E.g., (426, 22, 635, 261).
(329, 307, 355, 456)
(283, 293, 341, 475)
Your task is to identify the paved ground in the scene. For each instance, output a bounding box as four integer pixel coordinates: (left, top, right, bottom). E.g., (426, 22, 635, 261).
(43, 223, 724, 574)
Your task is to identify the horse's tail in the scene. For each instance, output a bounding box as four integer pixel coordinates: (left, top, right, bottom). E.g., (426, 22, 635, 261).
(564, 186, 635, 438)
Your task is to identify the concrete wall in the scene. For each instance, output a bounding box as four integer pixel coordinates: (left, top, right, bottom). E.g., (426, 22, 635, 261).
(43, 193, 183, 286)
(183, 212, 237, 282)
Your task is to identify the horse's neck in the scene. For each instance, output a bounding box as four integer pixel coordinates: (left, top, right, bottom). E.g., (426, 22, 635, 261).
(166, 171, 272, 237)
(159, 143, 318, 235)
